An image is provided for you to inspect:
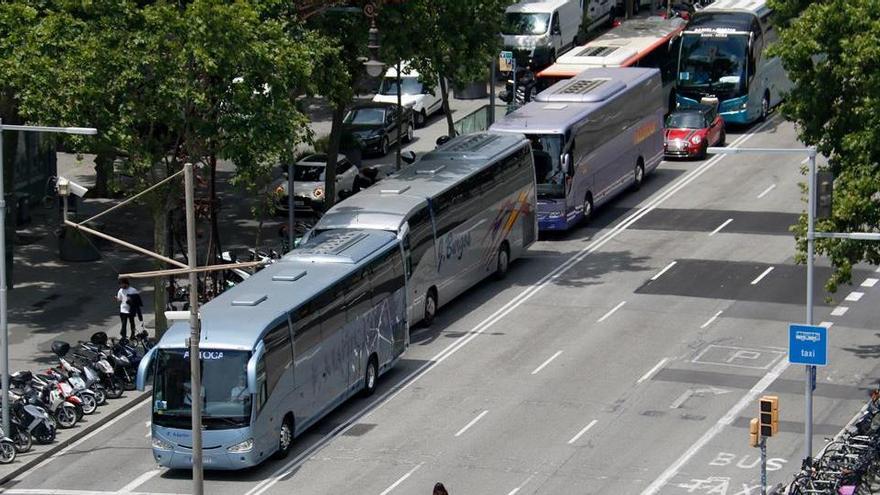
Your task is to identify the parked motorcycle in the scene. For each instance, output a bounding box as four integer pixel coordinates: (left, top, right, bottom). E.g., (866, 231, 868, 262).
(70, 342, 123, 399)
(0, 432, 16, 464)
(12, 371, 79, 429)
(52, 340, 107, 405)
(9, 392, 56, 444)
(2, 412, 32, 453)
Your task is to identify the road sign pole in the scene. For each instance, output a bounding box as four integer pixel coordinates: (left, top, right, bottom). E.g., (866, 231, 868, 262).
(760, 436, 767, 495)
(805, 147, 817, 462)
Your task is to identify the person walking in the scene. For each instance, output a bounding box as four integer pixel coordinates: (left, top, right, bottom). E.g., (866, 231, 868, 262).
(115, 278, 136, 340)
(128, 284, 145, 333)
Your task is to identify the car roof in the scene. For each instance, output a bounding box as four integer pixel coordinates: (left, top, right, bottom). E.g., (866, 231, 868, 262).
(350, 102, 397, 110)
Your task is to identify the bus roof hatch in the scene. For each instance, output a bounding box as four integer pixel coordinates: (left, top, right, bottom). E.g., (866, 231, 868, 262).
(542, 78, 626, 103)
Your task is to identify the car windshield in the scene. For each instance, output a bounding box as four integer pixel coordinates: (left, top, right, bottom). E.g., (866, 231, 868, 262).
(152, 349, 251, 430)
(344, 107, 386, 125)
(666, 113, 705, 129)
(294, 164, 325, 181)
(379, 76, 425, 96)
(528, 134, 565, 199)
(503, 13, 550, 35)
(677, 33, 749, 97)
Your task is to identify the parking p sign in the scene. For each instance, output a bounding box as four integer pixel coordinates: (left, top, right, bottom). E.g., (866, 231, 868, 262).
(788, 324, 828, 366)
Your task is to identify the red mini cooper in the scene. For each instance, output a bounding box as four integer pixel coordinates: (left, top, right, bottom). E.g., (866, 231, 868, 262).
(664, 104, 726, 160)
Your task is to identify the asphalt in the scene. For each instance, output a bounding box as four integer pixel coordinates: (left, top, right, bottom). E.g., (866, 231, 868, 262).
(4, 114, 878, 495)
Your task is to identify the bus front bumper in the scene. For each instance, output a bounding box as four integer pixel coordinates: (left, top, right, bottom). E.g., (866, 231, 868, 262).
(153, 446, 261, 470)
(151, 426, 262, 470)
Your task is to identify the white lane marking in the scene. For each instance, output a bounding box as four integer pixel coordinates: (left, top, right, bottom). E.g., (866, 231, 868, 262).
(507, 474, 535, 495)
(831, 306, 849, 316)
(820, 321, 834, 328)
(700, 311, 723, 329)
(669, 387, 729, 409)
(567, 419, 599, 445)
(637, 358, 669, 384)
(750, 267, 774, 285)
(709, 218, 733, 236)
(17, 401, 148, 481)
(845, 291, 864, 302)
(876, 266, 880, 273)
(378, 463, 424, 495)
(531, 351, 563, 375)
(455, 410, 489, 437)
(641, 357, 790, 495)
(757, 184, 776, 199)
(597, 301, 626, 322)
(650, 261, 677, 281)
(145, 420, 151, 438)
(119, 469, 162, 494)
(245, 117, 775, 495)
(861, 278, 878, 288)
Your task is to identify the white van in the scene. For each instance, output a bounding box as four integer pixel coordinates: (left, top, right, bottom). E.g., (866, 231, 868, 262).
(501, 0, 584, 69)
(372, 63, 442, 128)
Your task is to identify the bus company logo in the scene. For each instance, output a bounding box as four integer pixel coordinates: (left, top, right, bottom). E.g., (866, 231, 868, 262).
(634, 122, 658, 144)
(183, 350, 225, 360)
(439, 231, 471, 269)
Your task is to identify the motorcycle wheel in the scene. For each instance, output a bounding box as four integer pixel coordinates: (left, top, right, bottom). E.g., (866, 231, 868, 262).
(92, 386, 107, 405)
(14, 430, 32, 453)
(73, 403, 84, 421)
(105, 378, 124, 399)
(34, 426, 56, 444)
(55, 405, 78, 429)
(80, 394, 98, 414)
(0, 440, 16, 464)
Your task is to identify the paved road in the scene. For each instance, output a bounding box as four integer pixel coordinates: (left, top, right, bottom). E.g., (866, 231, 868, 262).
(4, 115, 878, 495)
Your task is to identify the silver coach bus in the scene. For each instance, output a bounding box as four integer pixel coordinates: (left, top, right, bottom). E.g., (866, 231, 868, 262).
(308, 132, 538, 326)
(490, 67, 665, 231)
(136, 229, 407, 470)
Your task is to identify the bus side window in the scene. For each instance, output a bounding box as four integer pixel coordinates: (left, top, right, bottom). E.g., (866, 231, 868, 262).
(402, 233, 413, 279)
(263, 322, 292, 395)
(255, 357, 268, 413)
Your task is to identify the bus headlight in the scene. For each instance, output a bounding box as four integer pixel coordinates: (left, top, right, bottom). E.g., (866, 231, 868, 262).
(690, 135, 702, 144)
(152, 436, 173, 451)
(227, 438, 254, 453)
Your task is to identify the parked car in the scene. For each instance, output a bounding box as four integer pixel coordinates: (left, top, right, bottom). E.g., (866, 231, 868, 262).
(664, 103, 725, 159)
(273, 154, 357, 213)
(372, 63, 442, 128)
(341, 102, 413, 157)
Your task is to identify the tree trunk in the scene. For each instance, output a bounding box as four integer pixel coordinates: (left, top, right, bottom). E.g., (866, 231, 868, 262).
(324, 104, 346, 210)
(206, 152, 221, 295)
(152, 205, 168, 337)
(93, 150, 113, 198)
(439, 76, 455, 138)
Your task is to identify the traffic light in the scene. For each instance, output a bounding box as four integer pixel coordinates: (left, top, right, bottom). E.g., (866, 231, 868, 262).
(759, 395, 779, 437)
(816, 171, 833, 220)
(749, 418, 760, 447)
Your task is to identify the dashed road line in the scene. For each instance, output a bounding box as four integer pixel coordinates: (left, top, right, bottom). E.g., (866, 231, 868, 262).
(845, 291, 864, 302)
(757, 184, 776, 199)
(455, 410, 489, 437)
(700, 310, 723, 329)
(531, 351, 563, 375)
(709, 218, 733, 236)
(378, 463, 424, 495)
(831, 306, 849, 316)
(820, 321, 834, 328)
(598, 301, 626, 322)
(637, 358, 669, 384)
(650, 261, 677, 281)
(861, 278, 878, 288)
(506, 474, 535, 495)
(119, 470, 162, 494)
(568, 419, 599, 445)
(750, 267, 774, 285)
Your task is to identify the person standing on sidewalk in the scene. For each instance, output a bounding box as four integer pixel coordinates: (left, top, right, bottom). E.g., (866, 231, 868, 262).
(116, 278, 136, 339)
(127, 283, 145, 333)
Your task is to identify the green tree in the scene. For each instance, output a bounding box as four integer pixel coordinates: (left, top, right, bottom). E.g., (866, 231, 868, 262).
(2, 0, 331, 333)
(770, 0, 880, 293)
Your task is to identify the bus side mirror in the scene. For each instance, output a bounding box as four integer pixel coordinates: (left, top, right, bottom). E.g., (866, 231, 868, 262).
(246, 344, 264, 394)
(136, 347, 157, 391)
(562, 153, 573, 175)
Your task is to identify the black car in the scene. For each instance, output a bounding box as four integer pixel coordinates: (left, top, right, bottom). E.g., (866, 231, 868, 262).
(341, 102, 413, 157)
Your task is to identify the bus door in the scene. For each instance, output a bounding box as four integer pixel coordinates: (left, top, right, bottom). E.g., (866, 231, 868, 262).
(344, 267, 372, 390)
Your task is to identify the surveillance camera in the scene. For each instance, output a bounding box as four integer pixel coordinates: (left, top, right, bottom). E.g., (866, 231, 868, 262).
(56, 177, 89, 198)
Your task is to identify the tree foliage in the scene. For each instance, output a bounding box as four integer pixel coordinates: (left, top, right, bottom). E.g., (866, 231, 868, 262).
(770, 0, 880, 293)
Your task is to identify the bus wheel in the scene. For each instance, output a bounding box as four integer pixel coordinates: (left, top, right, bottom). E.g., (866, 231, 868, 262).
(632, 161, 645, 191)
(581, 193, 594, 224)
(273, 416, 294, 459)
(423, 289, 438, 327)
(495, 243, 510, 280)
(760, 93, 770, 122)
(362, 356, 378, 397)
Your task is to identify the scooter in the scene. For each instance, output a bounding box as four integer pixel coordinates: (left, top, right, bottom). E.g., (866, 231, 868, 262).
(42, 369, 98, 415)
(53, 341, 108, 405)
(0, 432, 16, 464)
(2, 413, 32, 453)
(13, 372, 79, 429)
(71, 343, 123, 399)
(10, 392, 56, 444)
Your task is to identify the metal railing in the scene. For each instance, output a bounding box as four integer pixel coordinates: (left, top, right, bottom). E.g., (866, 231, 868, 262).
(452, 105, 509, 135)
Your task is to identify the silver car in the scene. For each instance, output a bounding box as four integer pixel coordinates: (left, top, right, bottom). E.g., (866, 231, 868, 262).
(274, 154, 357, 212)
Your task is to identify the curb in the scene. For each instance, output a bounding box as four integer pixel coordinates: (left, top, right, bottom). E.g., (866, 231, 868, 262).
(0, 390, 151, 487)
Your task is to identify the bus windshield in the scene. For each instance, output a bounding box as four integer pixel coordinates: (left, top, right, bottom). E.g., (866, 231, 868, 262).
(527, 134, 565, 199)
(152, 349, 251, 430)
(677, 33, 749, 97)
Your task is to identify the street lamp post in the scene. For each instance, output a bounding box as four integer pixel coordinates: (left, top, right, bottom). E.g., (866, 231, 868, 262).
(0, 119, 97, 435)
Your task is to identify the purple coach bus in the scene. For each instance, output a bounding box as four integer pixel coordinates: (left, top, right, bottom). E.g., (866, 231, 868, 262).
(490, 67, 665, 231)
